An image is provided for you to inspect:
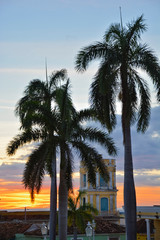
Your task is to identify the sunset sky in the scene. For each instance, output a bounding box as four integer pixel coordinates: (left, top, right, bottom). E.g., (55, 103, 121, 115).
(0, 0, 160, 210)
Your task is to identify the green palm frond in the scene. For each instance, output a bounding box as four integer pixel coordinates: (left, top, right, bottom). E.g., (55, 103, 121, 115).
(56, 80, 74, 118)
(105, 23, 122, 44)
(23, 79, 48, 100)
(50, 69, 67, 87)
(132, 71, 151, 132)
(75, 42, 108, 72)
(79, 203, 98, 215)
(135, 44, 160, 102)
(7, 68, 70, 205)
(68, 196, 75, 210)
(75, 15, 160, 137)
(75, 213, 87, 232)
(7, 129, 41, 155)
(45, 137, 60, 176)
(75, 15, 160, 240)
(23, 142, 48, 202)
(126, 15, 146, 44)
(76, 126, 117, 156)
(90, 77, 117, 131)
(71, 141, 103, 186)
(123, 68, 138, 125)
(68, 191, 98, 231)
(89, 57, 119, 131)
(75, 190, 86, 206)
(77, 108, 96, 122)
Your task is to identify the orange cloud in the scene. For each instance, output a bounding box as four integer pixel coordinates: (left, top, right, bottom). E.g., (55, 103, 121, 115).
(0, 181, 160, 210)
(117, 184, 160, 208)
(0, 185, 50, 210)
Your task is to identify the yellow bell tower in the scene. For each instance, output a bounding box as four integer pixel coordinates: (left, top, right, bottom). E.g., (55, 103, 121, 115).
(79, 159, 118, 216)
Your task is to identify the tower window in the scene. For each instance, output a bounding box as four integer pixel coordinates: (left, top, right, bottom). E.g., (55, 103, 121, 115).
(83, 174, 86, 187)
(100, 175, 108, 187)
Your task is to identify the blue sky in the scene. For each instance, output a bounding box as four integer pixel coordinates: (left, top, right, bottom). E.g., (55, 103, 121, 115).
(0, 0, 160, 208)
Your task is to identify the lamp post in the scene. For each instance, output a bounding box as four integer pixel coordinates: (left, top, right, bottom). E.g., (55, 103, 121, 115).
(92, 220, 96, 240)
(85, 221, 92, 240)
(41, 222, 48, 240)
(47, 221, 50, 232)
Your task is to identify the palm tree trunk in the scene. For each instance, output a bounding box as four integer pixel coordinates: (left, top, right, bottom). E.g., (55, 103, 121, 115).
(49, 153, 57, 240)
(58, 150, 68, 240)
(124, 123, 137, 240)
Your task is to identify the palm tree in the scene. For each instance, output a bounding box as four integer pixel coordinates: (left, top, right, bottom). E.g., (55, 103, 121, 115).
(7, 69, 67, 240)
(75, 15, 160, 240)
(68, 190, 98, 240)
(7, 72, 117, 240)
(55, 79, 117, 240)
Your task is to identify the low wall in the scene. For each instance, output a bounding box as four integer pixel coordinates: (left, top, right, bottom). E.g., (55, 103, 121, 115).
(16, 233, 126, 240)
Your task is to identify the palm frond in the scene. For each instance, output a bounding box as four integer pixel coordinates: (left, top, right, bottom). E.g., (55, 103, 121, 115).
(68, 191, 98, 231)
(50, 69, 67, 87)
(90, 71, 117, 131)
(104, 23, 121, 44)
(7, 129, 41, 156)
(126, 15, 146, 45)
(45, 137, 59, 176)
(75, 214, 87, 232)
(75, 42, 108, 72)
(23, 142, 49, 202)
(132, 71, 151, 132)
(81, 127, 117, 156)
(77, 108, 96, 122)
(79, 203, 98, 215)
(23, 79, 48, 100)
(71, 141, 103, 186)
(125, 68, 138, 125)
(75, 190, 86, 206)
(135, 43, 160, 102)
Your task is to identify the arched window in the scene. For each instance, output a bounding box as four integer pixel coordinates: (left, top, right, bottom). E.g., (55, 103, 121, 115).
(101, 197, 108, 211)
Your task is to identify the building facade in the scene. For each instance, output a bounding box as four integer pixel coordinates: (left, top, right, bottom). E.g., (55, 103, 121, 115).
(79, 159, 118, 216)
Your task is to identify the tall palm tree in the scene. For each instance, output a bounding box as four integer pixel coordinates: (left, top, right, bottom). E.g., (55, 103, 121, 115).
(68, 190, 98, 240)
(7, 69, 67, 240)
(7, 72, 117, 240)
(55, 79, 117, 240)
(75, 15, 160, 240)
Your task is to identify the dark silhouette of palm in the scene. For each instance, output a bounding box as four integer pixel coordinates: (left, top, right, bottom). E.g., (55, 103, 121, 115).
(56, 79, 117, 240)
(7, 69, 67, 240)
(75, 15, 160, 239)
(7, 71, 117, 240)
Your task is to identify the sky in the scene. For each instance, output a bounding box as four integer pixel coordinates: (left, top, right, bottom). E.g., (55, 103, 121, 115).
(0, 0, 160, 210)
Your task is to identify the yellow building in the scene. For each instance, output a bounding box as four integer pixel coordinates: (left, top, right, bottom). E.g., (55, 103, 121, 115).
(79, 159, 118, 216)
(137, 206, 160, 240)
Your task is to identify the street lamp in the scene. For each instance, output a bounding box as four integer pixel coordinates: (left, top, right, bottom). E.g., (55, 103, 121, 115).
(47, 221, 50, 232)
(41, 222, 48, 240)
(92, 220, 96, 240)
(85, 221, 92, 240)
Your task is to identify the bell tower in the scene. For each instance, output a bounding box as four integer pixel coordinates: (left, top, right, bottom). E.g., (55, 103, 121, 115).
(79, 159, 118, 216)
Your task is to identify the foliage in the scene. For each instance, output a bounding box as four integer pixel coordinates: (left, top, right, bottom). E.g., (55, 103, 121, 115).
(7, 69, 68, 240)
(7, 69, 117, 240)
(75, 15, 160, 136)
(7, 69, 67, 200)
(68, 190, 98, 239)
(75, 15, 160, 240)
